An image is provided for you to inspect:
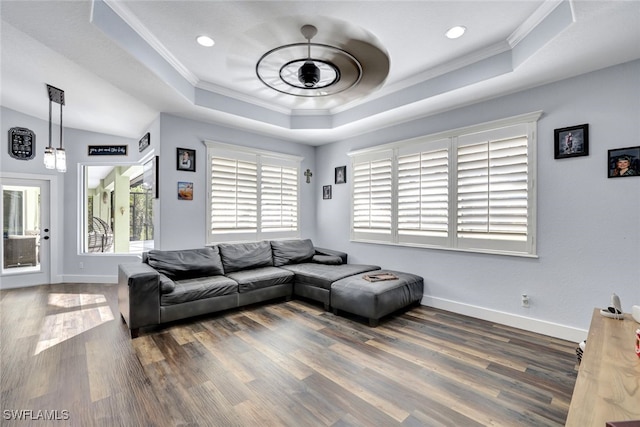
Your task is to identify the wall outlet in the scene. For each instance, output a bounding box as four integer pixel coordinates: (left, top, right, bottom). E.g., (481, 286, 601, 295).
(79, 262, 84, 270)
(521, 294, 530, 308)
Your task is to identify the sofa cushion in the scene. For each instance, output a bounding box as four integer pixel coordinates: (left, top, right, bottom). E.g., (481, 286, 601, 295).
(225, 266, 294, 293)
(271, 239, 315, 266)
(161, 275, 238, 306)
(218, 241, 273, 273)
(312, 254, 343, 265)
(281, 263, 381, 290)
(159, 273, 176, 294)
(147, 247, 224, 280)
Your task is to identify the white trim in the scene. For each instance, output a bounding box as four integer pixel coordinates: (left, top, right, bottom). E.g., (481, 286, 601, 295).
(350, 40, 511, 111)
(203, 140, 304, 163)
(197, 81, 293, 116)
(103, 0, 199, 86)
(62, 274, 117, 284)
(421, 295, 588, 343)
(348, 111, 543, 157)
(508, 0, 569, 48)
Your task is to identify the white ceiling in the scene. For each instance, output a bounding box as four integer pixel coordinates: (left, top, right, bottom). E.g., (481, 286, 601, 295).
(1, 0, 639, 145)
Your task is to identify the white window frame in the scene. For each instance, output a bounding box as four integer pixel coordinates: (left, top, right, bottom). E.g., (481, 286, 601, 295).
(204, 140, 302, 244)
(348, 111, 541, 257)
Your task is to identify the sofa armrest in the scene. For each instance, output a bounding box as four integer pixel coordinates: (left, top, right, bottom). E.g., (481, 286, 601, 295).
(314, 247, 348, 264)
(118, 262, 161, 337)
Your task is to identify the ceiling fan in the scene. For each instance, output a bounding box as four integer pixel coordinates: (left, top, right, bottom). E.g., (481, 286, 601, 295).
(229, 16, 390, 103)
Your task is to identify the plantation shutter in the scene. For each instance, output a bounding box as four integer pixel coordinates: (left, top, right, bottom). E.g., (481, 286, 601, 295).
(456, 124, 530, 253)
(261, 157, 298, 235)
(352, 150, 393, 242)
(210, 155, 258, 239)
(398, 139, 449, 246)
(348, 112, 538, 256)
(206, 142, 302, 243)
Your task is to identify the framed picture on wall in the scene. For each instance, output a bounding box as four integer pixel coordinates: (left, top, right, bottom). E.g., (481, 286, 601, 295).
(323, 185, 332, 200)
(554, 124, 589, 159)
(176, 148, 196, 172)
(138, 132, 150, 153)
(335, 166, 346, 184)
(178, 182, 193, 200)
(608, 146, 639, 178)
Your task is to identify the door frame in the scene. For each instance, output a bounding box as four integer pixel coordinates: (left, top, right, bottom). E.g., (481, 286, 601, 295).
(1, 172, 61, 288)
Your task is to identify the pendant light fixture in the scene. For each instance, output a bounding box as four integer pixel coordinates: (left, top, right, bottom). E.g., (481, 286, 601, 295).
(45, 84, 66, 173)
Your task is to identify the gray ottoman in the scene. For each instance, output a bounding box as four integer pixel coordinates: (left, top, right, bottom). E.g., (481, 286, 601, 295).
(330, 270, 424, 326)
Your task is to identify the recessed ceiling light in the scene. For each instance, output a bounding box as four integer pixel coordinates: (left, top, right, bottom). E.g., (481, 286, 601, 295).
(196, 35, 215, 47)
(445, 26, 466, 39)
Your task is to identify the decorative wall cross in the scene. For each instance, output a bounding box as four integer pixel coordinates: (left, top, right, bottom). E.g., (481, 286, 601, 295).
(304, 169, 312, 183)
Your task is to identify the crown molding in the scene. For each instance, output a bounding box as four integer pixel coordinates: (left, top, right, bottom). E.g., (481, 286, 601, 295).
(508, 0, 571, 48)
(330, 40, 511, 115)
(196, 80, 294, 116)
(103, 0, 198, 86)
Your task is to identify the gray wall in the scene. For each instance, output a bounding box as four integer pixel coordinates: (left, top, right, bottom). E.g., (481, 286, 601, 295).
(314, 60, 640, 340)
(155, 114, 317, 250)
(1, 109, 317, 282)
(2, 60, 638, 340)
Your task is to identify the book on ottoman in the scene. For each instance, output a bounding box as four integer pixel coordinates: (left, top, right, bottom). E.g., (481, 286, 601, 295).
(363, 272, 398, 282)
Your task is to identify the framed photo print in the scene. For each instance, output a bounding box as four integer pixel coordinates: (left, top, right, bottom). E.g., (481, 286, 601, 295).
(176, 148, 196, 172)
(178, 182, 193, 200)
(608, 146, 639, 178)
(139, 132, 150, 153)
(335, 166, 347, 184)
(323, 185, 332, 200)
(554, 124, 589, 159)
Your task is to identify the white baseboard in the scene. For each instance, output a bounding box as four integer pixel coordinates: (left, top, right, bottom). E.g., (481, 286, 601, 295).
(421, 295, 588, 343)
(62, 274, 117, 284)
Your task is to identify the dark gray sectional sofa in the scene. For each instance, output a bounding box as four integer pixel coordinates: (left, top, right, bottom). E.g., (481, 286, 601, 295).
(118, 239, 385, 338)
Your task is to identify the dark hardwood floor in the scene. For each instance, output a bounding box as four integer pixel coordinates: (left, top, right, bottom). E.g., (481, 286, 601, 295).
(1, 283, 578, 426)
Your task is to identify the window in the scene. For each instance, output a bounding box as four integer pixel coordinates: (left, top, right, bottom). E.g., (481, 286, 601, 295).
(205, 141, 302, 243)
(349, 112, 540, 256)
(82, 159, 155, 254)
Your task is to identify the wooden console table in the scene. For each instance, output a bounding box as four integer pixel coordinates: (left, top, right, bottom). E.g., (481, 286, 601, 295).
(566, 308, 640, 427)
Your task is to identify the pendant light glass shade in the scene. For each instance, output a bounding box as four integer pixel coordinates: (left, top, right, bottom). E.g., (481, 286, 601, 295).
(55, 148, 66, 173)
(44, 146, 56, 169)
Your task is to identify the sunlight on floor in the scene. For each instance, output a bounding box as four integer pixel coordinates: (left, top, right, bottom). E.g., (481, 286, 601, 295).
(34, 293, 114, 355)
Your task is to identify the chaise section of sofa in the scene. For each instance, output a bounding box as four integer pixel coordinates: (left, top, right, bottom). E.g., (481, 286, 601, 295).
(281, 263, 381, 310)
(270, 238, 381, 310)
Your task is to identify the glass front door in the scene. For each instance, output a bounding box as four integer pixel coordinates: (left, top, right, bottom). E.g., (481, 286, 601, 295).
(1, 178, 50, 288)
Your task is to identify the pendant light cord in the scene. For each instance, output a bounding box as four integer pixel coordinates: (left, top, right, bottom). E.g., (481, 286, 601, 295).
(59, 103, 63, 150)
(48, 99, 52, 149)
